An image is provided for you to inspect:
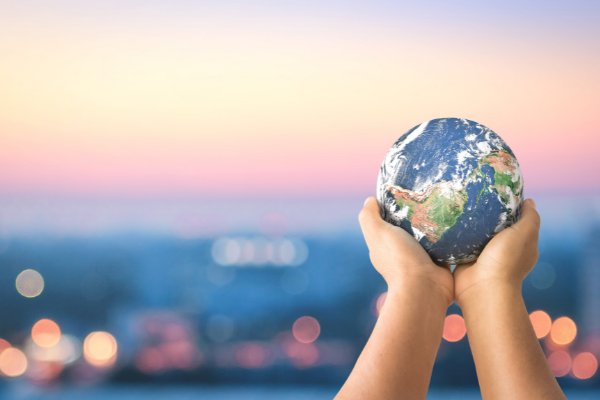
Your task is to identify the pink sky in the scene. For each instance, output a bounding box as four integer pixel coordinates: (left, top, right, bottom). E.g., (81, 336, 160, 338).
(1, 1, 599, 198)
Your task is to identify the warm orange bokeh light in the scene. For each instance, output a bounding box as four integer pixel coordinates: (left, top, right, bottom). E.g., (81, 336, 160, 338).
(572, 352, 598, 379)
(0, 348, 28, 377)
(83, 332, 118, 368)
(443, 314, 467, 342)
(550, 317, 577, 345)
(548, 351, 572, 377)
(293, 316, 321, 344)
(0, 339, 11, 355)
(529, 311, 552, 339)
(31, 319, 61, 348)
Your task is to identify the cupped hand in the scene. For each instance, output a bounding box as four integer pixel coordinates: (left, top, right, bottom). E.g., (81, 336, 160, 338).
(453, 198, 541, 306)
(359, 197, 454, 306)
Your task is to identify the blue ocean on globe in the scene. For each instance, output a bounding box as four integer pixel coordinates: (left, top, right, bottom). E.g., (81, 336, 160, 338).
(377, 118, 524, 264)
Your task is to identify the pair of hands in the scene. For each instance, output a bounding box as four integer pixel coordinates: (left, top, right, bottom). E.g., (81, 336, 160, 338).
(359, 197, 541, 307)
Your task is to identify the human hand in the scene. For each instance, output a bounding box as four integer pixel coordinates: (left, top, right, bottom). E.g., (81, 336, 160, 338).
(454, 198, 540, 307)
(359, 197, 454, 306)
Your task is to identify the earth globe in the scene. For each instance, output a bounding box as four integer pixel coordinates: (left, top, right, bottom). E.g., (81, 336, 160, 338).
(377, 118, 524, 265)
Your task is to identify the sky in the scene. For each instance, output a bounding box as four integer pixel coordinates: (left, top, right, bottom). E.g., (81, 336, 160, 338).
(1, 0, 600, 200)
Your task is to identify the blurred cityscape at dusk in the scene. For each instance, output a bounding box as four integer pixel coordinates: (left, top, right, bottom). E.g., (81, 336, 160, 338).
(0, 196, 600, 399)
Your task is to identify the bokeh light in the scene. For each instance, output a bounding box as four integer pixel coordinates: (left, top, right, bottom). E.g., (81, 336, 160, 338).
(529, 310, 552, 339)
(530, 262, 556, 290)
(0, 339, 11, 355)
(443, 314, 467, 342)
(572, 352, 598, 379)
(15, 269, 44, 298)
(212, 237, 308, 267)
(284, 341, 319, 368)
(293, 316, 321, 344)
(31, 319, 61, 348)
(212, 238, 241, 266)
(376, 292, 387, 317)
(550, 317, 577, 345)
(25, 360, 64, 383)
(159, 341, 198, 370)
(235, 343, 269, 368)
(135, 347, 164, 374)
(280, 268, 309, 295)
(249, 237, 271, 265)
(83, 332, 118, 368)
(27, 334, 81, 365)
(548, 350, 572, 377)
(0, 348, 28, 377)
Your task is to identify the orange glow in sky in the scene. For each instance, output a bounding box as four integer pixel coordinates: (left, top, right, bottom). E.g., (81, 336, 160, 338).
(443, 315, 467, 342)
(529, 310, 552, 339)
(550, 317, 577, 345)
(31, 319, 61, 348)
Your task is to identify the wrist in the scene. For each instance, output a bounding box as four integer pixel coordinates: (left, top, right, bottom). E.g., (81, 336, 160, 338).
(387, 274, 452, 308)
(456, 278, 522, 310)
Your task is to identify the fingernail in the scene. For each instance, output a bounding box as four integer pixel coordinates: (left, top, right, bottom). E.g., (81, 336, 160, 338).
(364, 197, 372, 206)
(528, 199, 536, 209)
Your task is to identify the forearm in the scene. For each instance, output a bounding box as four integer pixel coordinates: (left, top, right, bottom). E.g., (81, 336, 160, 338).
(336, 280, 448, 400)
(459, 282, 566, 400)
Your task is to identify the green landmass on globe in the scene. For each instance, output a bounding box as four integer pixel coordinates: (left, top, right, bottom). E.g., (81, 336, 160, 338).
(383, 150, 521, 244)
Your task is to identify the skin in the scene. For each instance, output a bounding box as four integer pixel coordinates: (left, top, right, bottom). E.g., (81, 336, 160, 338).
(335, 197, 566, 400)
(455, 199, 566, 400)
(335, 197, 453, 400)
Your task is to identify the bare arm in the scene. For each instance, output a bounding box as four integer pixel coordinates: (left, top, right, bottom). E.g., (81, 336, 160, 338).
(335, 197, 454, 400)
(454, 199, 566, 400)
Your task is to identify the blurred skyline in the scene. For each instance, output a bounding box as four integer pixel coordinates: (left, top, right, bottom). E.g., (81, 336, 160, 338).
(1, 0, 600, 198)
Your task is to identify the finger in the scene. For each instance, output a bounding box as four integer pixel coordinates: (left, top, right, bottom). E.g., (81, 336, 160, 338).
(513, 198, 541, 238)
(359, 197, 429, 260)
(358, 197, 388, 246)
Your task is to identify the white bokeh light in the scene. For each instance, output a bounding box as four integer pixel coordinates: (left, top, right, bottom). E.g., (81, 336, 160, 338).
(16, 269, 45, 298)
(212, 237, 308, 267)
(26, 334, 81, 365)
(212, 238, 242, 266)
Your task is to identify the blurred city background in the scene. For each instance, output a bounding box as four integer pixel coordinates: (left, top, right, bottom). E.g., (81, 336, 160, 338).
(1, 0, 599, 399)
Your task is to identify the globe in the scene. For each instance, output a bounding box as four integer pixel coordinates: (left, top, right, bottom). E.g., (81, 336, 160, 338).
(377, 118, 524, 265)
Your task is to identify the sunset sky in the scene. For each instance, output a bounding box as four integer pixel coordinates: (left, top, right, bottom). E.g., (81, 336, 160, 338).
(1, 0, 599, 199)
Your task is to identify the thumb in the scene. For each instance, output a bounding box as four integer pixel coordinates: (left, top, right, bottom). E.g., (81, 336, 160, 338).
(512, 198, 541, 239)
(358, 197, 388, 247)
